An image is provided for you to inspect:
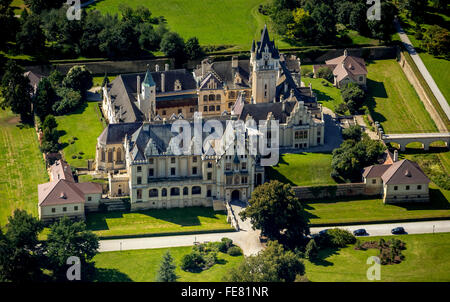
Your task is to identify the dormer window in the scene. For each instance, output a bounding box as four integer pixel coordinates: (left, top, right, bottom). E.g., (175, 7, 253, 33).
(174, 79, 182, 91)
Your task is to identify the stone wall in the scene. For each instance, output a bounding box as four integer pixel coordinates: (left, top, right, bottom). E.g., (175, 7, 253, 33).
(398, 51, 448, 132)
(26, 58, 174, 76)
(293, 183, 380, 200)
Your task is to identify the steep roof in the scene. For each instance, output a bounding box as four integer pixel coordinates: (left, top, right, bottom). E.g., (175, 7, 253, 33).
(325, 51, 367, 83)
(362, 164, 391, 178)
(381, 159, 430, 185)
(254, 25, 279, 60)
(239, 101, 297, 123)
(98, 122, 143, 145)
(198, 60, 251, 90)
(50, 160, 74, 182)
(38, 179, 85, 206)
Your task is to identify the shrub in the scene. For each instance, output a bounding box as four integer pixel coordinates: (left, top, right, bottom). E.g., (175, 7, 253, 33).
(326, 228, 356, 248)
(335, 103, 348, 115)
(227, 246, 242, 256)
(317, 67, 334, 83)
(305, 238, 319, 260)
(218, 237, 233, 253)
(180, 252, 205, 272)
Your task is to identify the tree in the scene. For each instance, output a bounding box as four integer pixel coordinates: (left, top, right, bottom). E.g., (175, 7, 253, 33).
(42, 114, 58, 131)
(400, 0, 427, 22)
(286, 8, 314, 41)
(0, 60, 33, 122)
(24, 0, 64, 14)
(421, 25, 450, 59)
(34, 77, 57, 121)
(309, 3, 336, 43)
(342, 124, 363, 141)
(62, 65, 93, 94)
(240, 180, 309, 247)
(336, 1, 353, 25)
(16, 13, 45, 54)
(185, 37, 204, 61)
(160, 32, 186, 64)
(53, 86, 82, 115)
(0, 0, 19, 47)
(331, 136, 385, 181)
(367, 2, 397, 42)
(156, 251, 178, 282)
(45, 217, 99, 280)
(316, 66, 333, 83)
(305, 239, 319, 260)
(225, 241, 304, 282)
(47, 69, 64, 89)
(341, 82, 365, 113)
(101, 73, 110, 87)
(0, 209, 44, 282)
(349, 2, 369, 35)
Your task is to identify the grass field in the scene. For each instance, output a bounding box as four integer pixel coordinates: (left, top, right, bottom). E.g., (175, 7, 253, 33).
(399, 10, 450, 105)
(365, 60, 437, 133)
(302, 75, 347, 113)
(267, 153, 337, 187)
(91, 246, 243, 282)
(305, 232, 450, 282)
(86, 207, 233, 238)
(56, 101, 105, 168)
(89, 0, 273, 51)
(0, 110, 48, 226)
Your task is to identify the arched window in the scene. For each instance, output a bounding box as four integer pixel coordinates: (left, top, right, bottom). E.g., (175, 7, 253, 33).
(162, 188, 167, 197)
(183, 187, 189, 195)
(203, 95, 207, 102)
(170, 187, 180, 196)
(116, 148, 122, 162)
(149, 189, 158, 198)
(216, 94, 221, 101)
(108, 149, 113, 162)
(192, 186, 201, 195)
(209, 105, 215, 111)
(209, 94, 215, 101)
(101, 148, 105, 162)
(229, 91, 235, 98)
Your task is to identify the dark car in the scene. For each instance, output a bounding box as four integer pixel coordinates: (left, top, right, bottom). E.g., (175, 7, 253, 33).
(353, 229, 367, 236)
(319, 229, 329, 235)
(391, 227, 406, 234)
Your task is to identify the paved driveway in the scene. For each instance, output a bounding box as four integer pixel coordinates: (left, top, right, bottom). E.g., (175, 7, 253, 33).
(394, 19, 450, 120)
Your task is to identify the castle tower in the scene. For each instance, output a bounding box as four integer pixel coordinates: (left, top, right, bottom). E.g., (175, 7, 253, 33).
(138, 67, 156, 121)
(250, 25, 280, 103)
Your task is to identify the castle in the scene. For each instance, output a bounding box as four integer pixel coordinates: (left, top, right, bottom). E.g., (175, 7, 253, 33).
(96, 26, 325, 211)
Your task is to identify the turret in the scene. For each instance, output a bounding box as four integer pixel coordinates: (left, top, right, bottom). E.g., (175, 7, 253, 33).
(138, 67, 156, 121)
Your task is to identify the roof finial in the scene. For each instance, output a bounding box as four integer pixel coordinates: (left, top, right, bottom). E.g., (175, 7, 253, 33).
(344, 49, 348, 57)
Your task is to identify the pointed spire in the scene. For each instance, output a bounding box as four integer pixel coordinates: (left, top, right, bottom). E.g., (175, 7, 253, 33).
(260, 24, 270, 46)
(143, 64, 155, 87)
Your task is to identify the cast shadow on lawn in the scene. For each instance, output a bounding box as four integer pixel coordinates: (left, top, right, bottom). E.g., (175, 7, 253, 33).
(394, 188, 450, 211)
(86, 207, 223, 231)
(312, 88, 334, 103)
(90, 267, 133, 282)
(364, 79, 388, 124)
(265, 166, 295, 186)
(310, 248, 340, 267)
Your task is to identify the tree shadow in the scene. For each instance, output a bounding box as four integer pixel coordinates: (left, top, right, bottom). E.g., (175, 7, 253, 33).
(89, 267, 133, 282)
(310, 247, 340, 267)
(86, 206, 225, 232)
(364, 79, 388, 124)
(265, 166, 295, 186)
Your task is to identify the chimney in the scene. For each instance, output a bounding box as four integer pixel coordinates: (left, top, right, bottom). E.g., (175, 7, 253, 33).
(344, 49, 348, 57)
(281, 99, 286, 112)
(137, 75, 141, 94)
(161, 73, 165, 92)
(155, 64, 160, 72)
(165, 63, 169, 71)
(232, 56, 238, 68)
(309, 82, 312, 95)
(393, 150, 398, 162)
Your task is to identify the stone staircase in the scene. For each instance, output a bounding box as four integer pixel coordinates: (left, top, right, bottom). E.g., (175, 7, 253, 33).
(101, 199, 128, 212)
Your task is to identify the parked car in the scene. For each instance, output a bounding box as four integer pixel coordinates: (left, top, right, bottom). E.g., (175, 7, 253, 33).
(353, 229, 367, 236)
(319, 229, 329, 235)
(391, 227, 406, 234)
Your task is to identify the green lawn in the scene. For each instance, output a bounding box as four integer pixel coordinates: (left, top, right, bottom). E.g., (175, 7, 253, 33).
(399, 10, 450, 105)
(86, 207, 233, 238)
(0, 110, 48, 226)
(56, 101, 105, 168)
(91, 246, 243, 282)
(267, 153, 337, 187)
(302, 75, 347, 113)
(92, 75, 117, 87)
(305, 233, 450, 282)
(365, 59, 437, 133)
(89, 0, 274, 51)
